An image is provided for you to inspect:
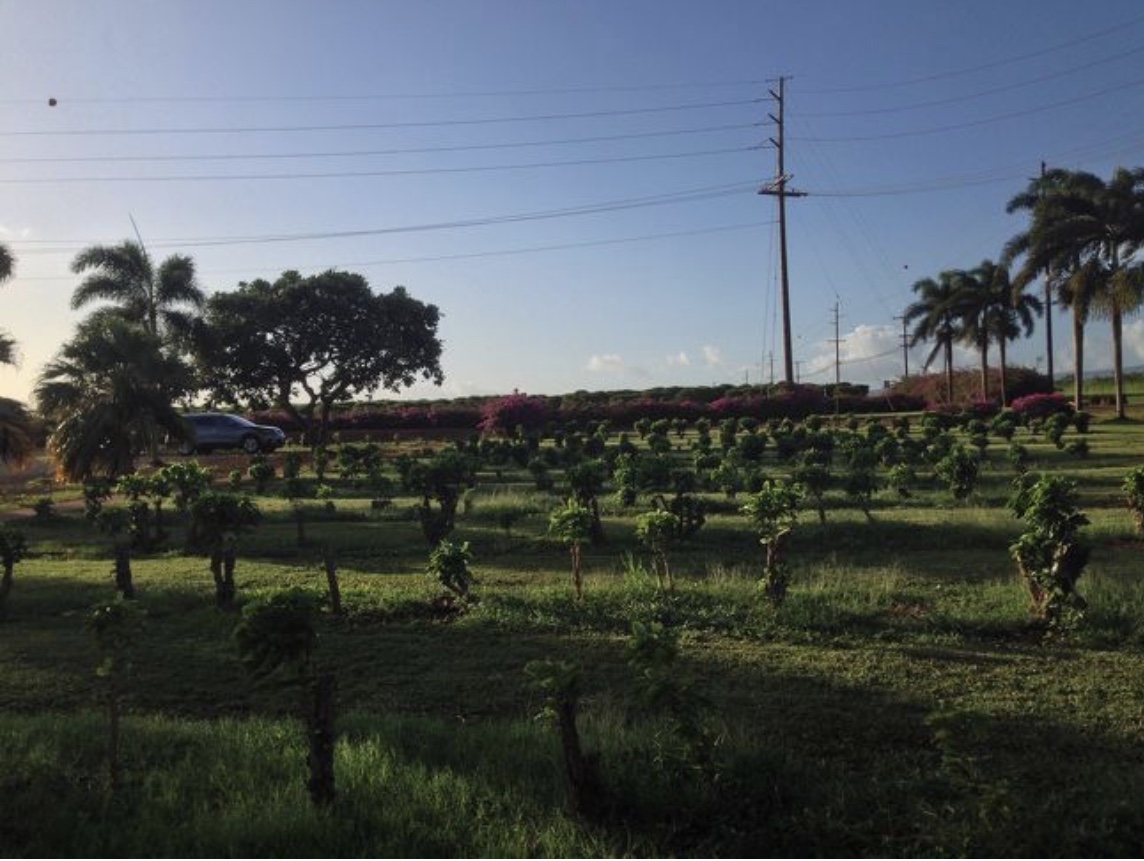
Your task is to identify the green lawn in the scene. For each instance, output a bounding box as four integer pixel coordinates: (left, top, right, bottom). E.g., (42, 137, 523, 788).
(2, 412, 1144, 856)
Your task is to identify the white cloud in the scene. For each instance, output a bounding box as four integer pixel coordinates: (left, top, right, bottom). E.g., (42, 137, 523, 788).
(666, 351, 690, 367)
(800, 323, 907, 388)
(702, 345, 724, 368)
(586, 353, 625, 373)
(586, 353, 649, 380)
(1126, 319, 1144, 363)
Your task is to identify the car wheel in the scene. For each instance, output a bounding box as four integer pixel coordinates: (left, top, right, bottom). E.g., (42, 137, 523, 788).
(242, 435, 261, 455)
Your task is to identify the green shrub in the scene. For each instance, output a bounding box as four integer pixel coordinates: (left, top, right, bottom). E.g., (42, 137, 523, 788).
(1124, 466, 1144, 535)
(1008, 475, 1089, 629)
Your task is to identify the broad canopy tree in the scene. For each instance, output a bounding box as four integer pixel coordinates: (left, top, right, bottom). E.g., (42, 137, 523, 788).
(194, 270, 443, 443)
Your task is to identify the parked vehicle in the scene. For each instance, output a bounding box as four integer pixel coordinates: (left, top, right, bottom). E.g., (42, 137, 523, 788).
(177, 413, 286, 455)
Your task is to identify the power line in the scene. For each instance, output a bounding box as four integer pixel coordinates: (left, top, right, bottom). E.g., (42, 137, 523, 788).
(12, 220, 777, 278)
(0, 78, 769, 106)
(0, 121, 763, 165)
(795, 74, 1144, 143)
(8, 179, 763, 251)
(0, 96, 763, 137)
(795, 43, 1144, 118)
(0, 144, 758, 185)
(797, 11, 1144, 94)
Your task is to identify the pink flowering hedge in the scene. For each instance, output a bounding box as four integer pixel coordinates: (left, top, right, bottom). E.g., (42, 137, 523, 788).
(1009, 392, 1074, 421)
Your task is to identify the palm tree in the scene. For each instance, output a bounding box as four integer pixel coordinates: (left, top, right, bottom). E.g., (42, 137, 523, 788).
(904, 270, 964, 404)
(35, 316, 192, 480)
(0, 398, 36, 467)
(0, 243, 36, 466)
(0, 243, 15, 367)
(956, 260, 1041, 405)
(70, 240, 204, 344)
(1006, 167, 1144, 417)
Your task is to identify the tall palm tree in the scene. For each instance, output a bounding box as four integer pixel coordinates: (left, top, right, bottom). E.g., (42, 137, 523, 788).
(0, 398, 36, 467)
(0, 243, 15, 367)
(0, 242, 35, 466)
(979, 260, 1040, 406)
(1006, 167, 1144, 417)
(955, 260, 1041, 405)
(70, 240, 204, 344)
(951, 267, 995, 402)
(35, 316, 192, 480)
(904, 270, 964, 404)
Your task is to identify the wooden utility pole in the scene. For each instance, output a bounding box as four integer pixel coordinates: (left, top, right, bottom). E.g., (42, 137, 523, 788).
(894, 314, 909, 378)
(758, 76, 805, 385)
(829, 301, 844, 386)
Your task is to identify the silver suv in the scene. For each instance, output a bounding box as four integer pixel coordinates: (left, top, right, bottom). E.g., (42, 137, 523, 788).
(178, 413, 287, 455)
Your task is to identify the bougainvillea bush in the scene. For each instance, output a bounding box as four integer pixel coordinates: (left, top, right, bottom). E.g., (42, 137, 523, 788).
(1010, 392, 1074, 422)
(477, 392, 549, 437)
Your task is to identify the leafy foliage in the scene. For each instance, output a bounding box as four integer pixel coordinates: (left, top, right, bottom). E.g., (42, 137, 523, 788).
(1123, 466, 1144, 535)
(0, 524, 27, 615)
(1008, 475, 1090, 628)
(234, 589, 321, 682)
(548, 498, 594, 600)
(741, 479, 802, 605)
(35, 316, 192, 480)
(427, 539, 476, 600)
(936, 445, 980, 501)
(194, 271, 443, 443)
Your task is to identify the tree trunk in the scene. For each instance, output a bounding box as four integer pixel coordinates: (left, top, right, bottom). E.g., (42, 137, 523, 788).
(211, 549, 237, 610)
(570, 544, 583, 600)
(1044, 281, 1055, 385)
(306, 672, 338, 808)
(322, 549, 343, 616)
(943, 337, 954, 404)
(1072, 307, 1085, 411)
(979, 338, 989, 402)
(113, 544, 135, 600)
(556, 696, 602, 820)
(294, 505, 306, 546)
(1112, 310, 1125, 419)
(998, 338, 1009, 408)
(0, 562, 12, 615)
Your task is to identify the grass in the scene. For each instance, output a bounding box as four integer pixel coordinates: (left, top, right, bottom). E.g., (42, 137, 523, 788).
(2, 410, 1144, 855)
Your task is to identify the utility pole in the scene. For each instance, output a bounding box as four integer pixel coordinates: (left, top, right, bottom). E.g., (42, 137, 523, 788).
(829, 301, 844, 386)
(758, 76, 805, 386)
(893, 314, 909, 378)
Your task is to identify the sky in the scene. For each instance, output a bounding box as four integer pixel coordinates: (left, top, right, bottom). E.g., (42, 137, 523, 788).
(2, 0, 1144, 405)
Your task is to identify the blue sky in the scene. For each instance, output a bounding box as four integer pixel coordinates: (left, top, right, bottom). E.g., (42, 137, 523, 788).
(2, 0, 1144, 404)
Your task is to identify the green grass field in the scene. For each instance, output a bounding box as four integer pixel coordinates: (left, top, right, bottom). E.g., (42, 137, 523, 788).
(2, 410, 1143, 856)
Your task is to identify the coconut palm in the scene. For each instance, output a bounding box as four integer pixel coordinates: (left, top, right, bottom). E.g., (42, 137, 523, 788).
(0, 398, 36, 467)
(956, 260, 1041, 405)
(35, 316, 192, 480)
(0, 243, 15, 367)
(70, 240, 204, 344)
(0, 243, 36, 466)
(904, 270, 964, 404)
(1006, 167, 1144, 417)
